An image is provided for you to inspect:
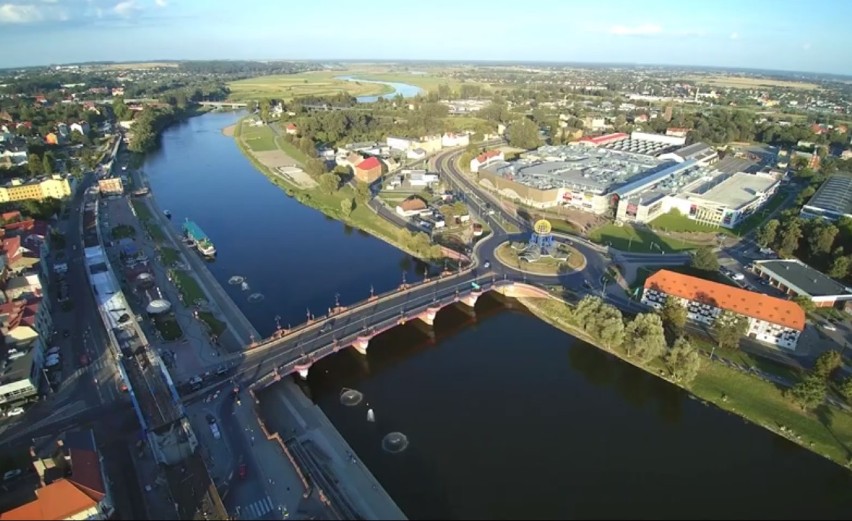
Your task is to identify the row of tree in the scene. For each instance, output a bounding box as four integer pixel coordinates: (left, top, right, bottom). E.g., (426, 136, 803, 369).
(755, 212, 852, 280)
(786, 350, 852, 410)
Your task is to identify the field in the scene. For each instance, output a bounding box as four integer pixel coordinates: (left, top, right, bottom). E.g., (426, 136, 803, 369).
(589, 222, 702, 253)
(684, 75, 821, 90)
(227, 71, 393, 101)
(347, 68, 491, 93)
(239, 124, 278, 152)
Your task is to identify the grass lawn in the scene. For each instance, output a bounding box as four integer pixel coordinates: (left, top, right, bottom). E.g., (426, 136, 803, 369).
(274, 135, 311, 165)
(198, 311, 227, 336)
(172, 270, 207, 305)
(589, 222, 698, 253)
(549, 218, 581, 235)
(160, 247, 181, 267)
(110, 224, 136, 239)
(649, 210, 721, 233)
(153, 315, 183, 341)
(240, 124, 278, 152)
(130, 199, 153, 221)
(227, 71, 392, 101)
(441, 116, 493, 134)
(495, 242, 586, 274)
(519, 296, 852, 469)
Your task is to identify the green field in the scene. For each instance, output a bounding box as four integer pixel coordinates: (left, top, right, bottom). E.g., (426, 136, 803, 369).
(171, 270, 206, 305)
(240, 124, 278, 152)
(274, 132, 311, 164)
(352, 70, 490, 94)
(227, 71, 393, 101)
(649, 211, 721, 233)
(198, 311, 227, 336)
(153, 315, 183, 341)
(589, 222, 699, 253)
(441, 116, 493, 134)
(160, 246, 180, 267)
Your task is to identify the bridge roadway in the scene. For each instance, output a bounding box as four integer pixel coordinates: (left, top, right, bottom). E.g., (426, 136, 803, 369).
(198, 101, 249, 108)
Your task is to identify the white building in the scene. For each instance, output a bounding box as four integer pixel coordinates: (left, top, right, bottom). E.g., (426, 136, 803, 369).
(442, 133, 470, 147)
(407, 148, 427, 160)
(387, 136, 416, 151)
(470, 150, 504, 173)
(641, 269, 805, 350)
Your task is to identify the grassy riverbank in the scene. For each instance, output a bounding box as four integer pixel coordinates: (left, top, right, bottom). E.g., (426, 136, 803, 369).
(232, 117, 442, 262)
(517, 296, 852, 470)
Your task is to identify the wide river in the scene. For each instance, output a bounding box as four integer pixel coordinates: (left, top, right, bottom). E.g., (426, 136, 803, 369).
(144, 112, 852, 519)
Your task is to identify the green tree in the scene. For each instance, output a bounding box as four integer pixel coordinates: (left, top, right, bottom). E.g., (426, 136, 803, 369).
(777, 219, 802, 257)
(690, 246, 719, 272)
(340, 198, 353, 217)
(353, 181, 372, 202)
(813, 350, 843, 380)
(808, 222, 838, 257)
(665, 337, 701, 384)
(712, 310, 749, 350)
(785, 373, 827, 410)
(660, 296, 688, 336)
(258, 98, 271, 123)
(318, 172, 339, 194)
(27, 153, 42, 176)
(42, 154, 53, 175)
(572, 295, 604, 331)
(593, 304, 626, 349)
(792, 295, 815, 312)
(755, 219, 779, 248)
(840, 377, 852, 402)
(507, 118, 541, 150)
(828, 254, 851, 279)
(624, 313, 667, 361)
(112, 96, 131, 120)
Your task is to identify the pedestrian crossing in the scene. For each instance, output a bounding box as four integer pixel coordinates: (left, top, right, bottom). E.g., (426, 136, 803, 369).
(240, 496, 274, 519)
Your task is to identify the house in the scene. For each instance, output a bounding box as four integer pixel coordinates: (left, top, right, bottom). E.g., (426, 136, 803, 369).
(70, 121, 90, 135)
(395, 195, 429, 217)
(407, 148, 427, 160)
(633, 114, 649, 123)
(403, 170, 439, 188)
(44, 133, 58, 145)
(387, 136, 415, 151)
(56, 123, 69, 138)
(641, 269, 805, 350)
(0, 142, 28, 165)
(752, 259, 852, 308)
(4, 274, 43, 301)
(285, 123, 298, 135)
(666, 127, 690, 138)
(0, 430, 114, 520)
(353, 156, 384, 184)
(111, 87, 124, 96)
(470, 150, 504, 173)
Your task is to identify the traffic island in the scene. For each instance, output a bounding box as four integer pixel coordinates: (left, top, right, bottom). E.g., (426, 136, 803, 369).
(494, 241, 586, 276)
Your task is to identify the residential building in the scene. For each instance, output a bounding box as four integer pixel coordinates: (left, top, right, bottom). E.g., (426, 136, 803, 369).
(38, 175, 72, 200)
(353, 156, 384, 184)
(56, 123, 69, 138)
(387, 136, 415, 151)
(470, 150, 504, 173)
(0, 142, 28, 165)
(407, 148, 427, 160)
(441, 133, 470, 148)
(4, 274, 43, 301)
(666, 127, 690, 138)
(44, 133, 58, 145)
(0, 176, 72, 203)
(395, 196, 429, 217)
(0, 430, 114, 520)
(752, 259, 852, 308)
(285, 123, 298, 135)
(70, 121, 90, 135)
(799, 173, 852, 222)
(98, 177, 124, 196)
(641, 269, 805, 350)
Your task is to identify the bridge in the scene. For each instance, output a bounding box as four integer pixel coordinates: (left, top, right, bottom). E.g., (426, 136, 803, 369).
(199, 101, 249, 108)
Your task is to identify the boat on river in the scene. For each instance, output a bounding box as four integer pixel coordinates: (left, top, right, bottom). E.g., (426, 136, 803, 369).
(183, 219, 216, 257)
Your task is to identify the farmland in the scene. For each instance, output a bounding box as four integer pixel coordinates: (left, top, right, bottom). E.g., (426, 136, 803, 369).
(684, 75, 821, 90)
(227, 71, 393, 101)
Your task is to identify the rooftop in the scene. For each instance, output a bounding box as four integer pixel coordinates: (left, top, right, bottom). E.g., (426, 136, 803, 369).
(357, 156, 381, 170)
(689, 172, 779, 209)
(674, 142, 716, 162)
(714, 156, 759, 175)
(645, 269, 805, 331)
(755, 259, 852, 298)
(603, 136, 679, 157)
(803, 174, 852, 218)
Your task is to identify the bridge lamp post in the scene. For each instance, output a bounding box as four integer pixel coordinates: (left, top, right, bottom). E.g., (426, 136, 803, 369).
(275, 315, 282, 332)
(335, 293, 340, 309)
(370, 285, 375, 299)
(401, 272, 407, 287)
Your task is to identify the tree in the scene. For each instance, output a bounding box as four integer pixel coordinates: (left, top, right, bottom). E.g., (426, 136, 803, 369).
(785, 373, 827, 410)
(840, 377, 852, 402)
(353, 181, 372, 203)
(340, 198, 353, 217)
(777, 219, 802, 257)
(665, 337, 701, 384)
(506, 118, 541, 150)
(660, 297, 688, 336)
(112, 96, 131, 120)
(318, 172, 339, 194)
(712, 310, 749, 350)
(42, 154, 53, 175)
(624, 313, 667, 361)
(792, 295, 815, 313)
(258, 98, 271, 123)
(572, 295, 604, 331)
(828, 254, 851, 279)
(756, 219, 779, 248)
(594, 304, 625, 349)
(27, 154, 42, 176)
(807, 222, 838, 258)
(813, 350, 843, 380)
(691, 246, 719, 272)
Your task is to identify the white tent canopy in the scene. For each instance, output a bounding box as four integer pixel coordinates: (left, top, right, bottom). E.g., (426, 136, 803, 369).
(146, 299, 172, 315)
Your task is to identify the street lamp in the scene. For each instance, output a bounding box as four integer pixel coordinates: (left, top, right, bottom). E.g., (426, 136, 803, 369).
(334, 293, 340, 308)
(274, 315, 282, 331)
(369, 285, 375, 298)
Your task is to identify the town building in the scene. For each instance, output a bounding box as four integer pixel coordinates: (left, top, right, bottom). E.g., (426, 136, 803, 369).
(752, 259, 852, 308)
(70, 121, 90, 135)
(353, 156, 384, 184)
(0, 430, 114, 520)
(666, 127, 690, 138)
(470, 150, 504, 173)
(799, 173, 852, 222)
(407, 148, 427, 160)
(0, 176, 72, 203)
(98, 177, 124, 196)
(44, 133, 59, 145)
(641, 270, 805, 350)
(441, 133, 470, 147)
(285, 123, 298, 135)
(395, 196, 429, 217)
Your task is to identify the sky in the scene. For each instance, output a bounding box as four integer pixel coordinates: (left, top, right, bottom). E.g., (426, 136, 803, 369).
(0, 0, 850, 76)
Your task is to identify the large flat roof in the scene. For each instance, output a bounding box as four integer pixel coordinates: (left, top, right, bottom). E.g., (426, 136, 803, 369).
(803, 174, 852, 218)
(714, 156, 758, 175)
(755, 259, 852, 298)
(693, 173, 778, 209)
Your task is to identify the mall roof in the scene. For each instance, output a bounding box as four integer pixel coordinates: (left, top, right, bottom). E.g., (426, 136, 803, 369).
(645, 269, 805, 331)
(754, 259, 852, 298)
(803, 174, 852, 219)
(692, 172, 779, 210)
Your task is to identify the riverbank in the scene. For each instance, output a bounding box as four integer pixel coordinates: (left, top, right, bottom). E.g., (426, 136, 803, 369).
(231, 116, 443, 264)
(517, 296, 852, 470)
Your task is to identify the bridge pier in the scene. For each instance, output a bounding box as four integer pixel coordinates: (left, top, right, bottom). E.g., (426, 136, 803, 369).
(417, 306, 442, 327)
(294, 362, 311, 380)
(459, 290, 482, 309)
(352, 336, 371, 356)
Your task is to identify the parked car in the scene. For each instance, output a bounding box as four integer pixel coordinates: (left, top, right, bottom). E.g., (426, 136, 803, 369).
(822, 322, 837, 332)
(5, 407, 25, 417)
(3, 469, 22, 481)
(47, 346, 61, 356)
(483, 261, 491, 269)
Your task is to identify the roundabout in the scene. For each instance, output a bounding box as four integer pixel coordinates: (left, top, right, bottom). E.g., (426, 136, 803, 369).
(492, 219, 587, 276)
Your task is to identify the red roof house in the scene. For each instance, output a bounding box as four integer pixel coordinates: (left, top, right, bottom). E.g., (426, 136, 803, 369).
(353, 156, 383, 184)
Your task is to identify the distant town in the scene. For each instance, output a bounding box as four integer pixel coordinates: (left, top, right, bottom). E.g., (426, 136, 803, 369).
(0, 59, 851, 520)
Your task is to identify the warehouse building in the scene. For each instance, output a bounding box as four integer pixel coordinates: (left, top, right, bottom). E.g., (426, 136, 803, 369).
(799, 173, 852, 222)
(752, 259, 852, 308)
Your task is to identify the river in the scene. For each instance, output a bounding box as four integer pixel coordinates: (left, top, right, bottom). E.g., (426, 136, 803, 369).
(144, 112, 852, 519)
(336, 75, 423, 103)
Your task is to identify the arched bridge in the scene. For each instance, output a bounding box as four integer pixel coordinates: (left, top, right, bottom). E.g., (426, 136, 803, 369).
(219, 271, 553, 388)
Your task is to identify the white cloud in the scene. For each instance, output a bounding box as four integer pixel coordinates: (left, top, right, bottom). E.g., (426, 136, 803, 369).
(0, 4, 46, 23)
(154, 0, 166, 6)
(113, 0, 138, 16)
(609, 23, 662, 37)
(803, 42, 811, 50)
(729, 32, 739, 40)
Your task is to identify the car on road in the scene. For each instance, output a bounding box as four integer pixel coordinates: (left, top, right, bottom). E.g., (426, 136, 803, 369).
(206, 415, 221, 440)
(5, 407, 25, 417)
(822, 322, 837, 332)
(238, 463, 247, 479)
(215, 365, 228, 376)
(483, 261, 491, 269)
(3, 469, 22, 481)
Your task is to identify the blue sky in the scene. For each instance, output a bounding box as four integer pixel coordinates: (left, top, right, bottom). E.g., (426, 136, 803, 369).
(0, 0, 849, 75)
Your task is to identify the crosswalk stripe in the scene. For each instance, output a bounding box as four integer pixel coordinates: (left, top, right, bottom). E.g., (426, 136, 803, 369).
(244, 496, 273, 519)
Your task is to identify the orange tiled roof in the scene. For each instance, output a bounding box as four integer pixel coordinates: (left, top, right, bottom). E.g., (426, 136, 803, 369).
(644, 270, 805, 331)
(0, 479, 98, 520)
